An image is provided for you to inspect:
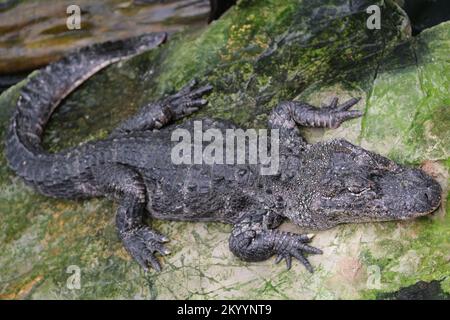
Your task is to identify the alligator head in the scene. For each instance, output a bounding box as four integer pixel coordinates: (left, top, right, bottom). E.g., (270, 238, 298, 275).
(289, 139, 442, 229)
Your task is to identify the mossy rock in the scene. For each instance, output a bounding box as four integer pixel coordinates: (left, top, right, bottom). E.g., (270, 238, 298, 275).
(0, 0, 448, 299)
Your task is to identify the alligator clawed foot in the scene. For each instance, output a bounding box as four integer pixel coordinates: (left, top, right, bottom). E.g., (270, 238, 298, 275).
(120, 226, 170, 272)
(274, 233, 322, 273)
(322, 96, 363, 128)
(166, 79, 213, 120)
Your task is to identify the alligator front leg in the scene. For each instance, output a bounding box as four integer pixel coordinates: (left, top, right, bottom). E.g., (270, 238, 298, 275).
(92, 164, 169, 271)
(229, 213, 322, 272)
(111, 79, 212, 136)
(268, 97, 362, 151)
(270, 97, 362, 129)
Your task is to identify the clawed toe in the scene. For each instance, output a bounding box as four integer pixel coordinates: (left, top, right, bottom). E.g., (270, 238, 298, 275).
(167, 81, 213, 120)
(275, 249, 320, 273)
(173, 78, 198, 98)
(275, 252, 292, 269)
(274, 233, 322, 273)
(135, 248, 162, 272)
(185, 84, 213, 100)
(290, 250, 314, 273)
(169, 80, 213, 101)
(336, 97, 361, 111)
(121, 227, 171, 272)
(326, 96, 361, 112)
(321, 97, 363, 128)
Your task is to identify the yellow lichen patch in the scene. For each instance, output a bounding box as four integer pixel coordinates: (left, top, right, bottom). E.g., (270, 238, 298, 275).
(220, 14, 269, 62)
(115, 246, 132, 262)
(0, 275, 43, 300)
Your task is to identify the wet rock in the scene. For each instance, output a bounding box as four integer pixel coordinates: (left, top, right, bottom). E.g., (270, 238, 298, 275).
(0, 0, 210, 74)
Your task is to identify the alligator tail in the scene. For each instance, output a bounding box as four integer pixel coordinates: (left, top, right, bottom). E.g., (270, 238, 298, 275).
(5, 32, 167, 198)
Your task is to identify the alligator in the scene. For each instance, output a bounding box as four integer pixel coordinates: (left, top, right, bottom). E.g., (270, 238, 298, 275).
(5, 32, 442, 272)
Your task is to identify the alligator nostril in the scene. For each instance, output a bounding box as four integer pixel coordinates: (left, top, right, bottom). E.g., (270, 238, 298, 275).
(423, 189, 440, 207)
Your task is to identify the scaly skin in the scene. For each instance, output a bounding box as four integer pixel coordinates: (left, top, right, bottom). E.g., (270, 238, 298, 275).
(5, 34, 442, 273)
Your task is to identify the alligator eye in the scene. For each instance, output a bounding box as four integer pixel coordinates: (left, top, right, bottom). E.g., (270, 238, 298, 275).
(347, 186, 369, 194)
(369, 169, 385, 179)
(347, 186, 361, 193)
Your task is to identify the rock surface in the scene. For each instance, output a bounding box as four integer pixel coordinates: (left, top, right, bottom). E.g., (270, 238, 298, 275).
(0, 0, 448, 299)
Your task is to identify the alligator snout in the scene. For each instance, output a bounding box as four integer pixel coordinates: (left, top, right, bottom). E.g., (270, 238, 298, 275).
(386, 168, 442, 219)
(415, 172, 442, 214)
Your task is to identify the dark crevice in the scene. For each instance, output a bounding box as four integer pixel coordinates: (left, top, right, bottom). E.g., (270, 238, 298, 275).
(208, 0, 236, 22)
(0, 71, 31, 95)
(378, 280, 450, 300)
(402, 0, 450, 36)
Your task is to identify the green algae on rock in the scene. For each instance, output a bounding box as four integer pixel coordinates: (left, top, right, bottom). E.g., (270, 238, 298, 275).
(0, 0, 449, 299)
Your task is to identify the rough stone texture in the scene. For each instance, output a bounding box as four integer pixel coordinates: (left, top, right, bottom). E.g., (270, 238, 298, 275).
(0, 0, 448, 299)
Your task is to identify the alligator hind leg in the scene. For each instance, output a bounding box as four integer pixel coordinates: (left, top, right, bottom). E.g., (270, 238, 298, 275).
(111, 79, 213, 136)
(92, 164, 169, 271)
(229, 212, 322, 272)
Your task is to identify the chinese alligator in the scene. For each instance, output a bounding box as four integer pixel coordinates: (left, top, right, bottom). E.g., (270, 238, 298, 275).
(4, 33, 442, 272)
